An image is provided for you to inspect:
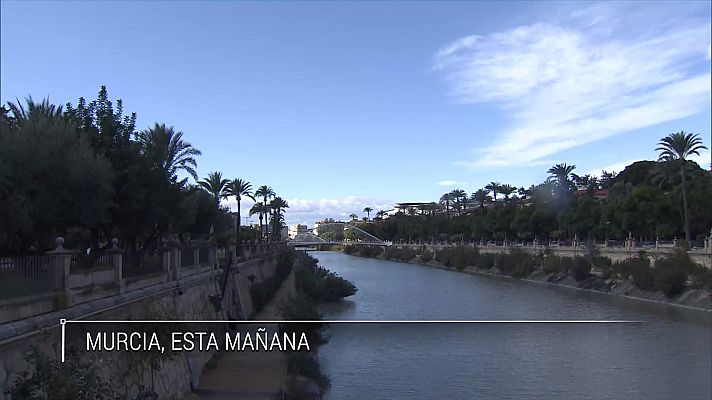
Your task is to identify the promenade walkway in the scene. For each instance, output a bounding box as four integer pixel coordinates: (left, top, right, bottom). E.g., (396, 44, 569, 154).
(184, 271, 295, 400)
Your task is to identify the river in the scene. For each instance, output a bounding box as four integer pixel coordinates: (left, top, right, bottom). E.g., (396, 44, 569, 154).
(313, 251, 712, 400)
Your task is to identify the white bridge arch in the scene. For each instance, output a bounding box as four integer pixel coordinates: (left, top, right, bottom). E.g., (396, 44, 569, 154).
(288, 222, 390, 247)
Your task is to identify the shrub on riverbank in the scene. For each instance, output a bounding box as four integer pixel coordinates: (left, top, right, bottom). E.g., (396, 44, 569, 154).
(432, 247, 479, 270)
(568, 256, 592, 281)
(343, 244, 712, 296)
(496, 249, 536, 278)
(419, 250, 433, 263)
(652, 250, 698, 297)
(543, 255, 567, 274)
(295, 259, 357, 302)
(358, 245, 384, 258)
(383, 246, 418, 262)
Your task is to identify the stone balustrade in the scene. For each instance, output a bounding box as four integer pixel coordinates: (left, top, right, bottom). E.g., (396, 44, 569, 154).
(0, 237, 280, 324)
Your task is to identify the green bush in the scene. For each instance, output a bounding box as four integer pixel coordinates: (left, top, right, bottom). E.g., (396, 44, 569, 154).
(476, 253, 496, 269)
(383, 247, 418, 262)
(591, 256, 613, 279)
(568, 256, 592, 281)
(8, 347, 121, 400)
(435, 249, 450, 264)
(430, 247, 479, 270)
(496, 249, 535, 277)
(630, 261, 654, 290)
(419, 250, 433, 263)
(295, 263, 357, 302)
(653, 261, 687, 297)
(652, 250, 695, 297)
(543, 256, 567, 274)
(287, 352, 330, 389)
(358, 246, 383, 258)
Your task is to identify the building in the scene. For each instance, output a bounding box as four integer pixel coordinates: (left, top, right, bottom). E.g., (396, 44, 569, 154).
(288, 224, 309, 239)
(574, 188, 610, 201)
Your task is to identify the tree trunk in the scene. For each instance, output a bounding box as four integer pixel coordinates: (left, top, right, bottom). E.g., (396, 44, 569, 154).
(258, 213, 263, 244)
(264, 197, 270, 243)
(680, 164, 691, 243)
(236, 199, 241, 256)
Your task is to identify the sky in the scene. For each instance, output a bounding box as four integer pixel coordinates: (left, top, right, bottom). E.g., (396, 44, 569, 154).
(2, 1, 710, 226)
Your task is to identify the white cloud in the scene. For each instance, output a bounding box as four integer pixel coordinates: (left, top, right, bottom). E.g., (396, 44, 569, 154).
(435, 7, 711, 168)
(690, 150, 711, 170)
(218, 196, 396, 226)
(284, 196, 394, 226)
(437, 180, 468, 187)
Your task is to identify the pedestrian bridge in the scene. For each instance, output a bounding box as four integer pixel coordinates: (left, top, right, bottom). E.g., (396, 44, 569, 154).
(287, 222, 390, 247)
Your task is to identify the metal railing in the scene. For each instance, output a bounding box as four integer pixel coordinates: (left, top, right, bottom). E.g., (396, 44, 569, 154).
(0, 255, 56, 299)
(123, 250, 163, 278)
(69, 252, 114, 272)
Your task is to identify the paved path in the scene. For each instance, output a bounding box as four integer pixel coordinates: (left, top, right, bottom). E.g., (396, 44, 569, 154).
(184, 270, 296, 399)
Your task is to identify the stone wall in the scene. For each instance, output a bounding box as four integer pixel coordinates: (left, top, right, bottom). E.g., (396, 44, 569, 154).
(0, 251, 281, 400)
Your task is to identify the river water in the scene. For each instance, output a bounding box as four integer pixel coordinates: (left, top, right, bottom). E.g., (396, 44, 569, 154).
(313, 251, 712, 400)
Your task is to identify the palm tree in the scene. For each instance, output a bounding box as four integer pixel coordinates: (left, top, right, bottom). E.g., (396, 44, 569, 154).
(363, 207, 373, 222)
(136, 123, 201, 182)
(547, 163, 575, 194)
(485, 182, 501, 204)
(269, 197, 289, 240)
(255, 185, 275, 241)
(599, 170, 617, 189)
(656, 131, 707, 242)
(249, 202, 269, 243)
(499, 184, 516, 203)
(450, 189, 466, 215)
(439, 193, 452, 218)
(224, 178, 254, 246)
(198, 171, 229, 208)
(375, 210, 387, 220)
(349, 213, 358, 221)
(471, 189, 490, 213)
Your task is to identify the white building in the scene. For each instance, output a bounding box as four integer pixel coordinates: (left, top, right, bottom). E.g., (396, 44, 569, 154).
(288, 224, 309, 239)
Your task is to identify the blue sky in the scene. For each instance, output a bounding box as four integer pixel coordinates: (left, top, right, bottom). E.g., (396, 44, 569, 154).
(2, 1, 710, 225)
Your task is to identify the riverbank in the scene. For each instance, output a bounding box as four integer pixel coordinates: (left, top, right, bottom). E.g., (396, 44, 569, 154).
(344, 248, 712, 312)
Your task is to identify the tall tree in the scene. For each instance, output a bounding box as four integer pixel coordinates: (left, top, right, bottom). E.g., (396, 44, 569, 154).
(198, 171, 229, 208)
(599, 170, 617, 189)
(471, 189, 490, 213)
(224, 179, 254, 246)
(1, 97, 114, 253)
(349, 213, 358, 221)
(656, 131, 707, 242)
(249, 202, 269, 243)
(136, 123, 201, 183)
(499, 184, 516, 203)
(485, 182, 501, 204)
(269, 197, 289, 240)
(439, 193, 452, 218)
(547, 163, 575, 193)
(255, 185, 275, 241)
(450, 189, 467, 215)
(363, 207, 373, 222)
